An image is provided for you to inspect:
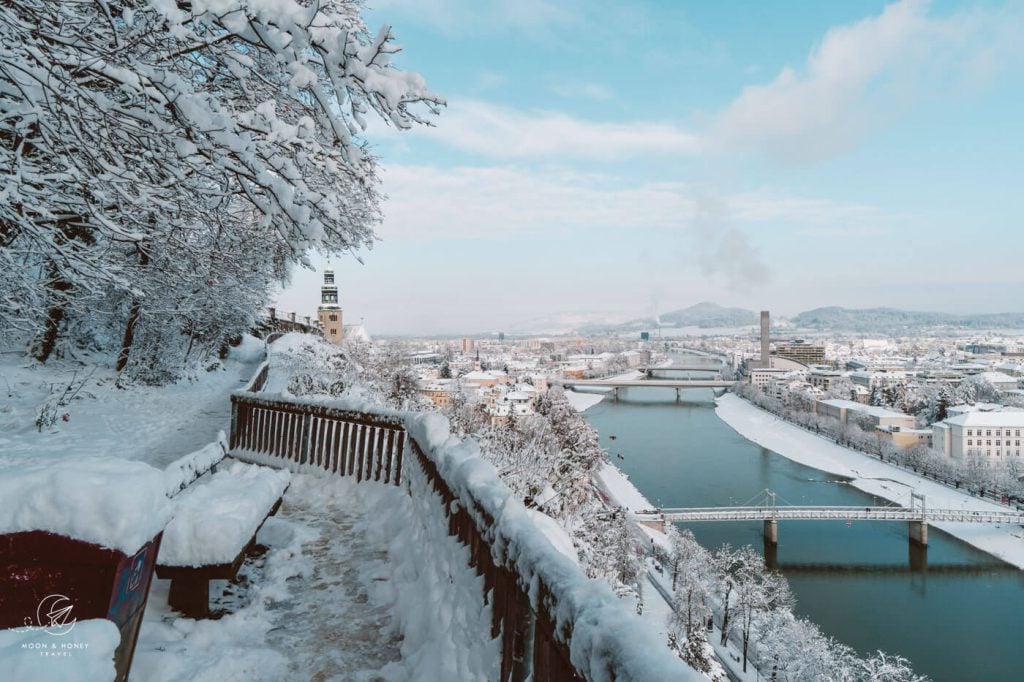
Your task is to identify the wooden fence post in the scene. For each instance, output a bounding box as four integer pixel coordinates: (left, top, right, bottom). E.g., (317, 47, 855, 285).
(229, 398, 238, 450)
(299, 413, 312, 465)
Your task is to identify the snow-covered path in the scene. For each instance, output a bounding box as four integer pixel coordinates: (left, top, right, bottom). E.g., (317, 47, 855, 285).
(261, 479, 403, 679)
(135, 473, 497, 682)
(0, 338, 264, 469)
(716, 393, 1024, 569)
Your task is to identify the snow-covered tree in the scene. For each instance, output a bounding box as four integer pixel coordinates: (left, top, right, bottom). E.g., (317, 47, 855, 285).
(860, 651, 929, 682)
(1, 0, 440, 376)
(733, 555, 793, 672)
(824, 377, 856, 401)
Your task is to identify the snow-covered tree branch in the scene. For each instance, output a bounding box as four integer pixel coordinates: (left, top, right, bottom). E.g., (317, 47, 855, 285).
(0, 0, 441, 376)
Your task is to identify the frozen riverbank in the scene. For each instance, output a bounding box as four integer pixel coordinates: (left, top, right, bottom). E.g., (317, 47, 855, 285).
(715, 393, 1024, 569)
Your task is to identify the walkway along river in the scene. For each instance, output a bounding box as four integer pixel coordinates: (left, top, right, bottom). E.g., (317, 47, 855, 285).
(581, 378, 1024, 682)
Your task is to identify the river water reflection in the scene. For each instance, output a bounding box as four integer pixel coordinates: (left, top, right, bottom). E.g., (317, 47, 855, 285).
(582, 381, 1024, 681)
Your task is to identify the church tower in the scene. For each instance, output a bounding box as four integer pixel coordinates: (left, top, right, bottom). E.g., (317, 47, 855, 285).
(317, 269, 343, 344)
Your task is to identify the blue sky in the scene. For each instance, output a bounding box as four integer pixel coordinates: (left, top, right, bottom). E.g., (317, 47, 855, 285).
(275, 0, 1024, 335)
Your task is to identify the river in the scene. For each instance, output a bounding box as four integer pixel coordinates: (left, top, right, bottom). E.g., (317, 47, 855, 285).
(581, 366, 1024, 681)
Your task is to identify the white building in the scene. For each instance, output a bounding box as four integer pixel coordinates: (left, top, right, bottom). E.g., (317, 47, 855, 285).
(932, 412, 1024, 463)
(977, 371, 1020, 393)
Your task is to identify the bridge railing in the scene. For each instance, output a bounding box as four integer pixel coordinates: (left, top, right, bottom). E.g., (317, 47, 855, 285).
(228, 385, 695, 681)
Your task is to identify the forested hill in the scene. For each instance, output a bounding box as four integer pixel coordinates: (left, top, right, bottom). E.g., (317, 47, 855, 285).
(658, 302, 759, 327)
(792, 307, 1024, 332)
(579, 302, 758, 334)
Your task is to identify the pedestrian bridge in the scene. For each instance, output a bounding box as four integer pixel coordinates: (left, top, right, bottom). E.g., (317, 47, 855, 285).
(655, 490, 1024, 547)
(660, 506, 1024, 525)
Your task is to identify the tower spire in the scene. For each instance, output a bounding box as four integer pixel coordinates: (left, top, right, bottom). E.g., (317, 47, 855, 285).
(317, 266, 343, 344)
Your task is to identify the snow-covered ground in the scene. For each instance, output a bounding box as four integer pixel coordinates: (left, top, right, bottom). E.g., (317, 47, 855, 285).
(595, 462, 657, 513)
(0, 336, 264, 469)
(0, 618, 120, 682)
(596, 460, 760, 680)
(135, 473, 497, 681)
(716, 393, 1024, 569)
(564, 390, 605, 412)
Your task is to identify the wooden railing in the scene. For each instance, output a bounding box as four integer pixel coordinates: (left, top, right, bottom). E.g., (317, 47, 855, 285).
(230, 392, 405, 485)
(245, 361, 270, 393)
(229, 377, 694, 680)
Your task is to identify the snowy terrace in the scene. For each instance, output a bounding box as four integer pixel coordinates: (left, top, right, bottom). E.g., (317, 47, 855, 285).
(1, 340, 696, 680)
(219, 357, 698, 680)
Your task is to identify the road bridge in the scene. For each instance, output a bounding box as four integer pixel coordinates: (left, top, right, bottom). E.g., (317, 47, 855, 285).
(638, 365, 724, 374)
(555, 377, 736, 401)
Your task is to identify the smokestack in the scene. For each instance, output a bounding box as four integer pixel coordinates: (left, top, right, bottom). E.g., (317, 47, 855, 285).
(760, 310, 770, 368)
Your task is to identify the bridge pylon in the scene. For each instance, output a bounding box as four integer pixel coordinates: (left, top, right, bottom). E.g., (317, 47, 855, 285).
(909, 492, 928, 547)
(763, 490, 778, 546)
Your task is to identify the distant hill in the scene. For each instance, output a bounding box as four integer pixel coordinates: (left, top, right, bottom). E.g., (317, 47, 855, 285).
(578, 302, 759, 334)
(792, 307, 1024, 332)
(657, 302, 759, 328)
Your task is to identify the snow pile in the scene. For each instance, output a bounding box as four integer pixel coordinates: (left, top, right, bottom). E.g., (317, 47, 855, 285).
(230, 335, 266, 364)
(404, 412, 699, 681)
(158, 461, 290, 567)
(163, 432, 228, 497)
(0, 618, 119, 682)
(525, 509, 580, 566)
(0, 456, 170, 555)
(353, 471, 501, 680)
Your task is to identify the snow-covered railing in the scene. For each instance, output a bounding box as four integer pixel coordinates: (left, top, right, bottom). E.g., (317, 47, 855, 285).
(244, 361, 270, 393)
(228, 389, 697, 681)
(162, 432, 229, 497)
(230, 392, 406, 485)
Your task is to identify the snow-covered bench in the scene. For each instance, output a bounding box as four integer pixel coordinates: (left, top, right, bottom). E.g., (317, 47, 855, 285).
(156, 461, 291, 618)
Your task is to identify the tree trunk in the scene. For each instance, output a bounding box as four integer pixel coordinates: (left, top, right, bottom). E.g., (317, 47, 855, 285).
(116, 247, 149, 372)
(720, 588, 731, 646)
(31, 266, 71, 363)
(31, 217, 90, 363)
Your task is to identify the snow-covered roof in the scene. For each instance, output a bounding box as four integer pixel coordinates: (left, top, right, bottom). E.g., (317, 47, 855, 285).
(948, 402, 1006, 415)
(818, 399, 911, 419)
(943, 412, 1024, 428)
(978, 371, 1018, 384)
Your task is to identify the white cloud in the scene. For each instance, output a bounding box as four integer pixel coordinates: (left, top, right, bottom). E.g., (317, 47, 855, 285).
(422, 100, 700, 160)
(376, 163, 883, 291)
(711, 0, 1024, 162)
(378, 164, 878, 239)
(377, 165, 693, 238)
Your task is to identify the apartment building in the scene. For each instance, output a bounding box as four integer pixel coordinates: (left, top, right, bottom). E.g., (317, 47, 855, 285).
(932, 412, 1024, 462)
(774, 339, 826, 366)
